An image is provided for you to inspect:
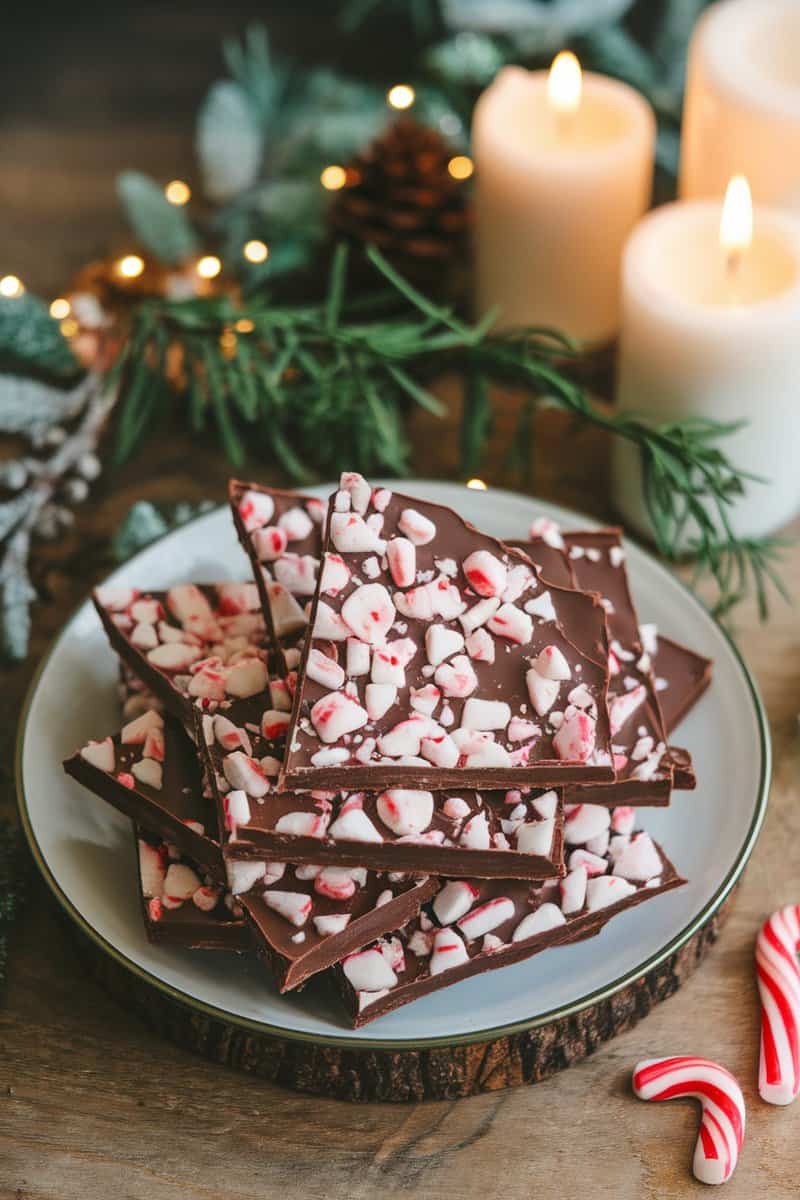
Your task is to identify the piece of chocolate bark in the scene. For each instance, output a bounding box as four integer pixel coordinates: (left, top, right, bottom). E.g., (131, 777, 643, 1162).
(193, 671, 566, 880)
(235, 861, 438, 992)
(519, 529, 678, 804)
(229, 480, 326, 668)
(335, 805, 685, 1026)
(136, 828, 252, 951)
(93, 581, 269, 724)
(67, 706, 439, 993)
(645, 625, 713, 734)
(280, 473, 614, 791)
(514, 525, 712, 739)
(63, 709, 225, 882)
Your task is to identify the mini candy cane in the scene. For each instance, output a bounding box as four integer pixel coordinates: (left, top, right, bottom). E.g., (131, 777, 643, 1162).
(633, 1057, 745, 1186)
(756, 904, 800, 1105)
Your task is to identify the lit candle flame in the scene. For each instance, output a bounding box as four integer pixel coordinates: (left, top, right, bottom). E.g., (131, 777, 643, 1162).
(547, 51, 582, 117)
(720, 175, 753, 270)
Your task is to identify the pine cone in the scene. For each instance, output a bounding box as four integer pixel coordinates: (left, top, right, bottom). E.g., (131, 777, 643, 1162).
(327, 116, 470, 290)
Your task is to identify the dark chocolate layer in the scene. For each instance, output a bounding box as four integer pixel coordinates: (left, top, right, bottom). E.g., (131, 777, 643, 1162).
(281, 474, 614, 790)
(229, 480, 325, 671)
(136, 828, 251, 951)
(93, 581, 268, 724)
(238, 865, 438, 991)
(335, 809, 685, 1026)
(64, 711, 225, 881)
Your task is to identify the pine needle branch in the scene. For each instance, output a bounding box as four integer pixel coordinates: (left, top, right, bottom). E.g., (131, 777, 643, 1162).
(110, 244, 790, 619)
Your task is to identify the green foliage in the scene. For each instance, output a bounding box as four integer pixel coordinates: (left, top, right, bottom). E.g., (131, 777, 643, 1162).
(117, 172, 199, 265)
(196, 82, 264, 203)
(111, 499, 215, 563)
(109, 245, 787, 619)
(0, 295, 79, 381)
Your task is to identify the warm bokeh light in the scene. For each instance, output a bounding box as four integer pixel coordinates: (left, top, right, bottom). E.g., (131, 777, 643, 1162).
(320, 164, 347, 191)
(165, 179, 191, 205)
(59, 317, 79, 337)
(117, 254, 145, 279)
(243, 239, 269, 263)
(720, 175, 753, 261)
(0, 275, 24, 298)
(448, 155, 474, 181)
(50, 297, 71, 319)
(196, 255, 222, 279)
(235, 318, 255, 333)
(466, 478, 488, 491)
(547, 51, 582, 116)
(387, 83, 415, 110)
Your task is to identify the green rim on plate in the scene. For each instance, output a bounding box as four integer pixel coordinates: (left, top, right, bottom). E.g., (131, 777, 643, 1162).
(15, 493, 772, 1052)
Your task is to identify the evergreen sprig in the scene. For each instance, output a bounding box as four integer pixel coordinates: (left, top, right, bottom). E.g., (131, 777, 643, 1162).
(110, 244, 787, 620)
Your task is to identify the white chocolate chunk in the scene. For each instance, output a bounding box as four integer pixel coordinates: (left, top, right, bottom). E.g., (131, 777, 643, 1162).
(377, 789, 434, 836)
(512, 902, 566, 941)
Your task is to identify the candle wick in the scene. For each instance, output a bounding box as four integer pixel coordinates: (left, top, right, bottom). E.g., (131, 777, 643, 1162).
(725, 248, 742, 276)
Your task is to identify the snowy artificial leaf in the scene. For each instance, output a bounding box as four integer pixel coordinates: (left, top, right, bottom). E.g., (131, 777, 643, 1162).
(425, 32, 506, 88)
(443, 0, 634, 41)
(0, 295, 79, 381)
(111, 500, 214, 564)
(117, 171, 199, 265)
(222, 25, 287, 122)
(196, 81, 263, 203)
(0, 375, 90, 438)
(0, 565, 35, 661)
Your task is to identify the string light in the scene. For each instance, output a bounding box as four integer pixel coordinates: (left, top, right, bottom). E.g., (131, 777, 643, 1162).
(116, 254, 145, 279)
(466, 478, 488, 491)
(320, 164, 347, 191)
(60, 317, 79, 337)
(0, 275, 24, 298)
(196, 255, 221, 279)
(235, 318, 255, 333)
(50, 298, 71, 319)
(448, 155, 474, 181)
(219, 328, 237, 357)
(243, 239, 269, 264)
(165, 179, 191, 205)
(387, 84, 415, 110)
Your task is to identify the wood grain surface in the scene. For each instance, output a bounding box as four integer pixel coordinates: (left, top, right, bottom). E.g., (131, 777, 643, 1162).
(3, 4, 800, 1194)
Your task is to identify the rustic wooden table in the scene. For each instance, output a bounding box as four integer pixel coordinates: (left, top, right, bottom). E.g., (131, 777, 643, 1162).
(2, 5, 800, 1195)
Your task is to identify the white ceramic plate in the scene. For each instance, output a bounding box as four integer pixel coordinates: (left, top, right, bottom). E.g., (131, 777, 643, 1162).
(17, 482, 769, 1049)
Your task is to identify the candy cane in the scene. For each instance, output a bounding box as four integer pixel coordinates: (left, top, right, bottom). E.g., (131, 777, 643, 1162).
(756, 903, 800, 1105)
(633, 1057, 745, 1186)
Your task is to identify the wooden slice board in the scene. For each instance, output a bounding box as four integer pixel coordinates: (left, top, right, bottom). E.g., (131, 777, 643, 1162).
(63, 890, 735, 1103)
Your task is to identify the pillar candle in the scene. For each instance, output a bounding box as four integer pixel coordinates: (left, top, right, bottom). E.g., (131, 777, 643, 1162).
(473, 58, 655, 345)
(681, 0, 800, 208)
(613, 180, 800, 540)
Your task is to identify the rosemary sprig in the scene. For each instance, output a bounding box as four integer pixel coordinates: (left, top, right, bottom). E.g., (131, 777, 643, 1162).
(110, 244, 789, 619)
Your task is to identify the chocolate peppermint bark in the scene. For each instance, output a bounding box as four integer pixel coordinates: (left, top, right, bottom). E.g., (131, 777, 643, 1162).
(280, 473, 614, 791)
(514, 524, 712, 738)
(645, 625, 713, 734)
(229, 480, 326, 668)
(136, 828, 252, 951)
(564, 530, 698, 800)
(93, 581, 269, 724)
(336, 804, 685, 1026)
(193, 673, 566, 880)
(521, 530, 676, 805)
(235, 862, 438, 992)
(63, 709, 225, 882)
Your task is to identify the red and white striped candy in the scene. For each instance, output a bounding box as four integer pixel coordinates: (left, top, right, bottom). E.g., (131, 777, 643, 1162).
(756, 904, 800, 1105)
(633, 1056, 745, 1185)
